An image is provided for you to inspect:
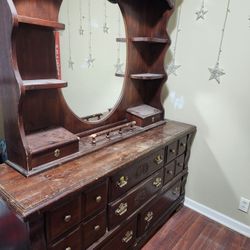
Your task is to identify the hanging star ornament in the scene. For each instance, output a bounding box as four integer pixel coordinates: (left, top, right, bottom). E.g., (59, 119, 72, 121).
(79, 16, 85, 35)
(86, 54, 95, 68)
(167, 60, 181, 76)
(114, 58, 124, 74)
(195, 4, 208, 20)
(208, 63, 225, 84)
(103, 23, 109, 34)
(68, 57, 74, 70)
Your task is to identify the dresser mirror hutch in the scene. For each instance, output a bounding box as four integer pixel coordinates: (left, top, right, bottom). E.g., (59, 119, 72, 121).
(0, 0, 196, 249)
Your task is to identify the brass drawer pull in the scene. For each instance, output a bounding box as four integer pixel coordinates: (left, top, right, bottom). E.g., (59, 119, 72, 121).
(115, 202, 128, 216)
(170, 149, 176, 154)
(54, 149, 61, 158)
(96, 195, 102, 203)
(64, 215, 72, 223)
(167, 170, 174, 175)
(180, 142, 186, 147)
(144, 211, 154, 223)
(172, 187, 180, 196)
(117, 176, 128, 188)
(154, 155, 163, 165)
(94, 225, 100, 231)
(153, 177, 162, 188)
(65, 247, 71, 250)
(122, 230, 133, 243)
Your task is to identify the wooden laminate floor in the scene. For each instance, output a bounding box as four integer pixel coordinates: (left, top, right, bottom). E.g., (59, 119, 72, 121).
(142, 206, 250, 250)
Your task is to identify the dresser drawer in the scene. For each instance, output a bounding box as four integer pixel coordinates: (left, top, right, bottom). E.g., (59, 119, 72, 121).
(175, 154, 185, 175)
(109, 149, 164, 201)
(178, 135, 187, 156)
(83, 180, 107, 218)
(48, 227, 81, 250)
(82, 210, 106, 249)
(108, 169, 163, 230)
(46, 196, 81, 242)
(164, 161, 175, 184)
(166, 141, 178, 163)
(101, 219, 137, 250)
(138, 180, 182, 236)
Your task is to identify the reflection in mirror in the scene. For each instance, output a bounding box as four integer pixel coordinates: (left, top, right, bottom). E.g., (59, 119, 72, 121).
(58, 0, 126, 121)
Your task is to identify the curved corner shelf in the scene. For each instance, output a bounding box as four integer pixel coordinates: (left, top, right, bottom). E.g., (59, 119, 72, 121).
(130, 73, 166, 80)
(23, 79, 67, 90)
(17, 15, 65, 30)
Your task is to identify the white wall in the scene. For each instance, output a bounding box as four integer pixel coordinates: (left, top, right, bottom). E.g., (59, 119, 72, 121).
(165, 0, 250, 226)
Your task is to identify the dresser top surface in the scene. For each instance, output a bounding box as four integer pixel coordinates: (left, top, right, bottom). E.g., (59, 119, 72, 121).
(0, 120, 195, 218)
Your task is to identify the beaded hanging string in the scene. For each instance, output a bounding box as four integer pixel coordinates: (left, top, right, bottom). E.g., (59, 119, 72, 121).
(195, 0, 208, 21)
(79, 0, 84, 35)
(167, 5, 182, 76)
(114, 11, 124, 75)
(86, 0, 95, 68)
(103, 0, 109, 34)
(209, 0, 231, 84)
(67, 0, 74, 69)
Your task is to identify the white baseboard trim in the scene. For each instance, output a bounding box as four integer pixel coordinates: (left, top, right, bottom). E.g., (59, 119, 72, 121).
(184, 197, 250, 238)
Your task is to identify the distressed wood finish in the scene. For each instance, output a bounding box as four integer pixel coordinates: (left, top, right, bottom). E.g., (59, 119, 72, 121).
(0, 0, 175, 176)
(0, 121, 196, 249)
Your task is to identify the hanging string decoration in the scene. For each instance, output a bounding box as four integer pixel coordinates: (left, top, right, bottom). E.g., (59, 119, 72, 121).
(167, 5, 182, 76)
(67, 0, 74, 70)
(114, 12, 124, 75)
(79, 0, 85, 35)
(103, 0, 109, 34)
(208, 0, 231, 84)
(195, 0, 208, 21)
(86, 0, 95, 68)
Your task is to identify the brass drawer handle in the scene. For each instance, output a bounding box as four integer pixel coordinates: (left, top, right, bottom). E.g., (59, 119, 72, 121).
(122, 230, 133, 243)
(96, 196, 102, 203)
(144, 211, 154, 223)
(180, 142, 186, 147)
(170, 149, 176, 154)
(65, 247, 71, 250)
(172, 187, 180, 196)
(153, 177, 162, 188)
(64, 215, 71, 223)
(54, 149, 61, 158)
(117, 176, 128, 188)
(115, 202, 128, 216)
(154, 155, 163, 165)
(167, 170, 174, 175)
(94, 225, 100, 231)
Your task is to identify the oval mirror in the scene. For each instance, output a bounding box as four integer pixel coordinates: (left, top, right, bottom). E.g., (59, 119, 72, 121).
(58, 0, 126, 122)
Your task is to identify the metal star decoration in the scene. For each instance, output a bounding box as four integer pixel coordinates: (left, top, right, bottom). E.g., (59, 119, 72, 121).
(208, 63, 225, 84)
(103, 23, 109, 34)
(68, 57, 74, 70)
(195, 1, 208, 20)
(114, 58, 124, 74)
(86, 54, 95, 68)
(79, 16, 85, 35)
(167, 60, 181, 76)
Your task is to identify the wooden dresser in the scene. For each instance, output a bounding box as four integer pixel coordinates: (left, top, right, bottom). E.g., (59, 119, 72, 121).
(0, 121, 196, 250)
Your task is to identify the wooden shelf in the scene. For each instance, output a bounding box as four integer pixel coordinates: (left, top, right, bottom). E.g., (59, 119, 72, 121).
(23, 79, 67, 90)
(130, 73, 165, 80)
(116, 37, 169, 44)
(17, 15, 65, 30)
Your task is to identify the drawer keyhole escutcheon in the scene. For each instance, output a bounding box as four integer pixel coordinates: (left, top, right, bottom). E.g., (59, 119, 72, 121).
(170, 149, 176, 154)
(96, 196, 102, 203)
(145, 211, 154, 223)
(65, 247, 71, 250)
(94, 225, 100, 231)
(180, 142, 186, 147)
(122, 230, 133, 243)
(167, 170, 174, 175)
(115, 202, 128, 216)
(153, 177, 162, 188)
(64, 215, 71, 223)
(154, 155, 163, 165)
(54, 149, 61, 158)
(117, 176, 128, 188)
(172, 187, 180, 196)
